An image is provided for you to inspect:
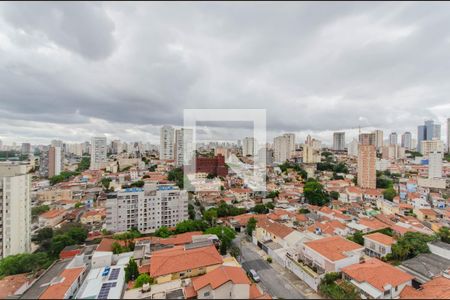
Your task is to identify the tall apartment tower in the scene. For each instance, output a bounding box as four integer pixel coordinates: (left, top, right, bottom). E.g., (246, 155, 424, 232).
(105, 184, 188, 233)
(373, 130, 384, 150)
(401, 132, 412, 150)
(160, 125, 175, 160)
(389, 132, 398, 145)
(333, 132, 346, 151)
(0, 162, 31, 258)
(21, 143, 31, 155)
(175, 128, 193, 167)
(359, 133, 376, 146)
(418, 120, 441, 153)
(357, 145, 376, 189)
(48, 146, 62, 178)
(90, 137, 107, 170)
(283, 133, 296, 154)
(273, 135, 289, 163)
(428, 151, 443, 179)
(243, 137, 255, 157)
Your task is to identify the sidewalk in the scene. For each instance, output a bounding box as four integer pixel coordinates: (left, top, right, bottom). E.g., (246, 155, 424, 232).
(243, 240, 322, 299)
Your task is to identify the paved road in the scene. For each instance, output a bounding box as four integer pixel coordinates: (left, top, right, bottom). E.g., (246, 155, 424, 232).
(234, 235, 306, 299)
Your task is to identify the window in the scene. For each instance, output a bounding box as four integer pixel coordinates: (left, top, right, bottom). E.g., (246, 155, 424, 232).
(204, 292, 210, 297)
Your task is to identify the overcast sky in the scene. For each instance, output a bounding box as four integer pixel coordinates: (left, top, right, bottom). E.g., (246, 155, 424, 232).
(0, 2, 449, 146)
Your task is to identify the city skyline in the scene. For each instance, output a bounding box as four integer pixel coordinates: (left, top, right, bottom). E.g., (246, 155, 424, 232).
(1, 3, 450, 144)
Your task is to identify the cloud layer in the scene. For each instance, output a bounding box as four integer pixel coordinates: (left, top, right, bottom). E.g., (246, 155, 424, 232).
(0, 2, 449, 145)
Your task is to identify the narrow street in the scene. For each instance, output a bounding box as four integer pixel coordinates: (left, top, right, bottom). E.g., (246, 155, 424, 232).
(233, 234, 307, 299)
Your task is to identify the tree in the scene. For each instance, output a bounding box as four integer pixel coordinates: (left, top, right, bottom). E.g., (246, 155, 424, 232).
(267, 190, 279, 199)
(251, 204, 268, 214)
(376, 177, 393, 189)
(56, 223, 88, 244)
(329, 191, 340, 200)
(347, 231, 364, 245)
(0, 252, 52, 276)
(265, 202, 275, 210)
(32, 227, 53, 244)
(438, 226, 450, 243)
(74, 202, 83, 208)
(168, 167, 184, 188)
(391, 232, 436, 261)
(383, 187, 397, 201)
(205, 226, 236, 254)
(203, 208, 218, 226)
(31, 205, 50, 217)
(112, 242, 126, 254)
(134, 273, 154, 288)
(230, 245, 241, 258)
(298, 208, 310, 214)
(188, 204, 196, 220)
(246, 217, 257, 236)
(154, 226, 172, 238)
(76, 156, 90, 172)
(303, 180, 329, 206)
(125, 259, 139, 282)
(50, 234, 75, 257)
(175, 219, 209, 233)
(101, 177, 112, 189)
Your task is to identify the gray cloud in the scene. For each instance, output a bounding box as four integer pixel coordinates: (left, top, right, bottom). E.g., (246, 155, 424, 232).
(0, 2, 449, 145)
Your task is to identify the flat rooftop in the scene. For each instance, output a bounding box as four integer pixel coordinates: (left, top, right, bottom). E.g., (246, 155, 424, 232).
(400, 253, 450, 281)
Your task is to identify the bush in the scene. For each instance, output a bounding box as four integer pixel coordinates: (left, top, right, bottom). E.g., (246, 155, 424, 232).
(267, 257, 272, 263)
(134, 273, 154, 288)
(0, 252, 53, 276)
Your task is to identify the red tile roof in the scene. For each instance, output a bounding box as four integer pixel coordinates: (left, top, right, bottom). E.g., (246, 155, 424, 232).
(39, 267, 85, 299)
(0, 274, 30, 299)
(359, 218, 390, 231)
(400, 276, 450, 299)
(342, 258, 413, 292)
(150, 245, 223, 277)
(304, 236, 363, 261)
(364, 232, 396, 246)
(96, 238, 126, 252)
(192, 266, 250, 291)
(40, 209, 65, 219)
(257, 219, 294, 239)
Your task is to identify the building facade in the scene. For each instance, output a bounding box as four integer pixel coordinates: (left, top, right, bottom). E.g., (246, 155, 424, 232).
(48, 146, 62, 178)
(0, 162, 31, 258)
(389, 132, 398, 145)
(175, 128, 193, 167)
(418, 120, 441, 153)
(401, 132, 412, 150)
(90, 137, 107, 170)
(357, 145, 376, 189)
(333, 132, 346, 151)
(160, 125, 175, 160)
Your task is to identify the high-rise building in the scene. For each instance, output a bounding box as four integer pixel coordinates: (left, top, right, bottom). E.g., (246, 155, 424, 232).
(51, 140, 63, 148)
(21, 143, 31, 155)
(373, 130, 384, 150)
(274, 135, 290, 163)
(111, 140, 122, 155)
(381, 144, 405, 160)
(421, 140, 444, 157)
(39, 146, 49, 177)
(333, 132, 346, 151)
(357, 145, 376, 189)
(283, 133, 296, 154)
(347, 139, 359, 157)
(418, 120, 441, 153)
(175, 128, 193, 167)
(0, 162, 31, 258)
(302, 144, 321, 163)
(160, 125, 175, 160)
(401, 132, 412, 150)
(243, 137, 255, 157)
(90, 137, 107, 170)
(428, 151, 443, 179)
(105, 184, 188, 233)
(359, 133, 376, 146)
(447, 118, 450, 153)
(48, 146, 62, 178)
(389, 132, 398, 145)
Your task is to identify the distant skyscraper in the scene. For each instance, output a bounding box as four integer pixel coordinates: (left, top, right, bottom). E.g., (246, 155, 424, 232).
(333, 132, 345, 151)
(359, 133, 376, 146)
(175, 128, 193, 167)
(111, 140, 122, 155)
(243, 137, 255, 157)
(48, 146, 62, 177)
(401, 132, 412, 150)
(357, 145, 376, 189)
(0, 162, 31, 258)
(283, 133, 296, 154)
(160, 125, 175, 160)
(428, 151, 443, 179)
(21, 143, 31, 155)
(389, 132, 398, 145)
(373, 130, 384, 150)
(418, 120, 441, 153)
(274, 135, 289, 163)
(90, 137, 107, 170)
(347, 139, 359, 157)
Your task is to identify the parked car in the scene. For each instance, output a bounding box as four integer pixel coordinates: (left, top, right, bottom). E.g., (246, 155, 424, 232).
(248, 269, 260, 282)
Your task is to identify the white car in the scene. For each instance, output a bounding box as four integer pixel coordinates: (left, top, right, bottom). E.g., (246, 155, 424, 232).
(248, 269, 260, 282)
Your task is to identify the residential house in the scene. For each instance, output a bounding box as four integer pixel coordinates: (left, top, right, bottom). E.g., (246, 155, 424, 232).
(342, 258, 414, 299)
(400, 274, 450, 299)
(38, 209, 66, 227)
(363, 232, 396, 258)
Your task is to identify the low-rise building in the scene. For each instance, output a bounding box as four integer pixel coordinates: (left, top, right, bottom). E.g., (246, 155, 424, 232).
(363, 232, 396, 258)
(38, 209, 66, 227)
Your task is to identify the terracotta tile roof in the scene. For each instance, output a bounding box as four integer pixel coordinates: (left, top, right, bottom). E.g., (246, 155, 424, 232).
(307, 220, 346, 236)
(391, 224, 416, 235)
(304, 236, 363, 261)
(230, 188, 252, 193)
(184, 285, 197, 298)
(96, 238, 126, 252)
(192, 266, 250, 291)
(400, 276, 450, 299)
(295, 214, 308, 222)
(39, 267, 85, 299)
(419, 209, 437, 216)
(228, 214, 267, 226)
(342, 258, 413, 292)
(257, 219, 294, 239)
(0, 274, 30, 299)
(40, 209, 66, 219)
(250, 283, 271, 299)
(149, 231, 203, 246)
(150, 245, 223, 277)
(364, 232, 396, 246)
(359, 218, 390, 231)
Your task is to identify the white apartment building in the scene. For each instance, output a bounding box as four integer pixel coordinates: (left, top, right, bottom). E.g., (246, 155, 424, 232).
(175, 128, 194, 167)
(373, 130, 384, 150)
(428, 151, 443, 179)
(242, 137, 255, 157)
(105, 184, 188, 233)
(421, 139, 444, 157)
(389, 132, 398, 145)
(274, 134, 295, 163)
(0, 162, 31, 258)
(347, 139, 359, 157)
(90, 137, 107, 170)
(160, 125, 175, 160)
(401, 132, 412, 150)
(333, 132, 345, 151)
(302, 144, 321, 163)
